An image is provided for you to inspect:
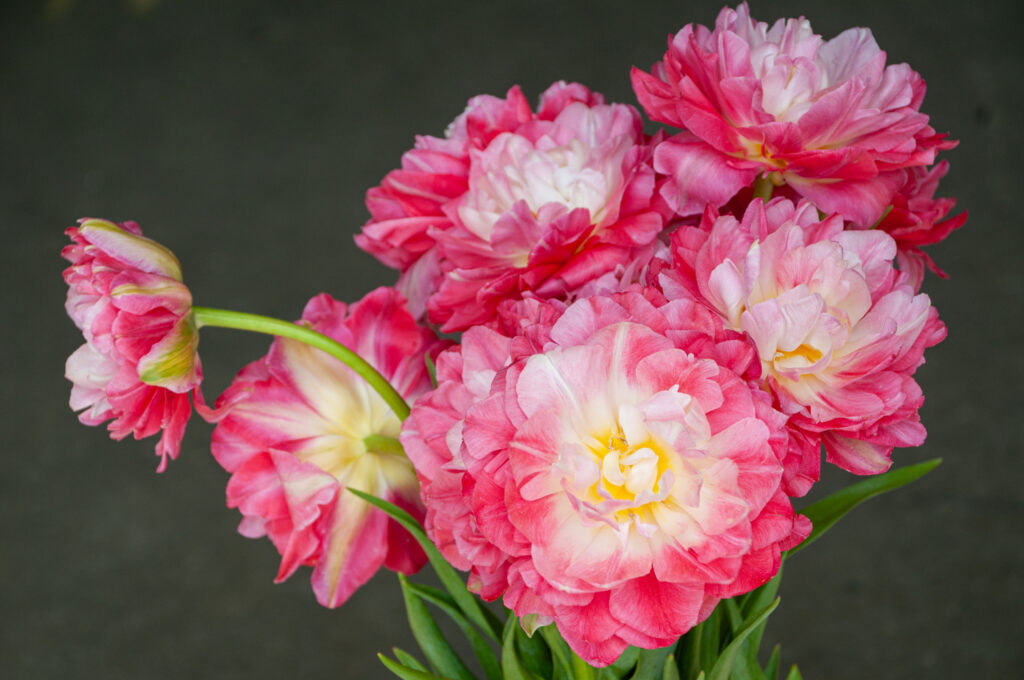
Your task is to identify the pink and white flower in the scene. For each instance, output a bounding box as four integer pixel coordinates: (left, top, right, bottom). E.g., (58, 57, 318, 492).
(63, 218, 202, 471)
(210, 288, 445, 608)
(402, 291, 808, 665)
(356, 81, 667, 330)
(666, 198, 946, 474)
(631, 3, 955, 225)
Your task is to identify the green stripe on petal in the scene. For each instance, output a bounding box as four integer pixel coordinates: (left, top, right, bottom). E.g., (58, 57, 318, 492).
(79, 218, 183, 280)
(137, 314, 201, 391)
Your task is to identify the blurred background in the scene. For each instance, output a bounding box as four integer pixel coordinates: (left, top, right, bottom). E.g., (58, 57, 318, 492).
(2, 0, 1021, 678)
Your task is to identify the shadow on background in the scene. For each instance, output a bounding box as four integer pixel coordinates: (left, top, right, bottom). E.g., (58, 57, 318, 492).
(2, 0, 1021, 678)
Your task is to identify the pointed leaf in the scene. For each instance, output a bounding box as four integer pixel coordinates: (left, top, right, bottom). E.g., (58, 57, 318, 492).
(707, 598, 780, 680)
(764, 645, 781, 680)
(784, 665, 803, 680)
(734, 567, 784, 675)
(348, 488, 501, 640)
(378, 653, 449, 680)
(788, 459, 941, 556)
(400, 574, 476, 680)
(516, 622, 553, 679)
(404, 581, 502, 680)
(502, 615, 543, 680)
(394, 647, 429, 672)
(662, 654, 681, 680)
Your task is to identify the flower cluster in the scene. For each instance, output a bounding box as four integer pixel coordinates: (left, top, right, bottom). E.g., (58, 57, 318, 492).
(61, 2, 962, 670)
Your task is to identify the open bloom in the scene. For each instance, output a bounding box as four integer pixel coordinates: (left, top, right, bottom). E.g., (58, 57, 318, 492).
(402, 291, 808, 665)
(631, 3, 955, 224)
(666, 199, 945, 474)
(357, 81, 667, 330)
(63, 218, 201, 471)
(210, 288, 445, 608)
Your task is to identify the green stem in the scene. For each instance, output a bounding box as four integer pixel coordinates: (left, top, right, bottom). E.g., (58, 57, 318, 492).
(192, 306, 410, 420)
(751, 174, 774, 202)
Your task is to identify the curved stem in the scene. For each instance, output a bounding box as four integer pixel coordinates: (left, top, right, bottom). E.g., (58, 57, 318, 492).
(192, 306, 410, 420)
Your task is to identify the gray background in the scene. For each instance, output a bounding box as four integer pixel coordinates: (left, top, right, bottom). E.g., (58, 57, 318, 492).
(3, 0, 1021, 678)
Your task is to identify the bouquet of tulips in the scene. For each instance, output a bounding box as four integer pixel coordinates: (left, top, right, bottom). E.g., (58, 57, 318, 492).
(61, 4, 964, 678)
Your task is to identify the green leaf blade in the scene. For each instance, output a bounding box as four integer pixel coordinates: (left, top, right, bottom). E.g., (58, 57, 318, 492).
(707, 598, 780, 680)
(400, 574, 476, 680)
(348, 488, 501, 641)
(789, 458, 941, 556)
(502, 615, 544, 680)
(378, 653, 449, 680)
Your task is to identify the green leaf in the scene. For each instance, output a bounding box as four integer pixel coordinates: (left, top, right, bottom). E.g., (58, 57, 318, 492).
(788, 458, 941, 556)
(763, 645, 781, 680)
(628, 645, 672, 680)
(707, 598, 780, 680)
(502, 615, 543, 680)
(697, 607, 721, 677)
(400, 575, 475, 680)
(678, 606, 720, 680)
(393, 647, 429, 672)
(662, 654, 681, 680)
(722, 597, 769, 680)
(403, 581, 502, 680)
(538, 625, 573, 680)
(784, 665, 803, 680)
(606, 647, 638, 675)
(515, 622, 553, 679)
(730, 567, 785, 678)
(348, 488, 501, 641)
(723, 598, 744, 633)
(377, 653, 449, 680)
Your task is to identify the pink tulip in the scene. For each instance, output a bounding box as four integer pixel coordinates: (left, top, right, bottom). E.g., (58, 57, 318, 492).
(357, 81, 668, 330)
(402, 290, 808, 665)
(63, 218, 202, 471)
(666, 199, 946, 475)
(632, 3, 955, 225)
(211, 288, 446, 608)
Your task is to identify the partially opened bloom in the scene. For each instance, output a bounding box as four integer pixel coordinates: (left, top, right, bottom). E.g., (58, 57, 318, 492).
(357, 81, 667, 330)
(63, 218, 201, 471)
(210, 288, 445, 608)
(632, 3, 955, 224)
(666, 198, 945, 474)
(402, 291, 809, 665)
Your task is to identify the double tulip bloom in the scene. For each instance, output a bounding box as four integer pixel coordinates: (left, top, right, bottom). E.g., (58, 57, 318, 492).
(63, 218, 202, 471)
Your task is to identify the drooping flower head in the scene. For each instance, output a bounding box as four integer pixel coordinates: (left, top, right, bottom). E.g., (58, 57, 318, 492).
(210, 288, 446, 608)
(402, 290, 809, 665)
(631, 3, 955, 225)
(357, 81, 668, 330)
(665, 198, 946, 475)
(63, 218, 202, 471)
